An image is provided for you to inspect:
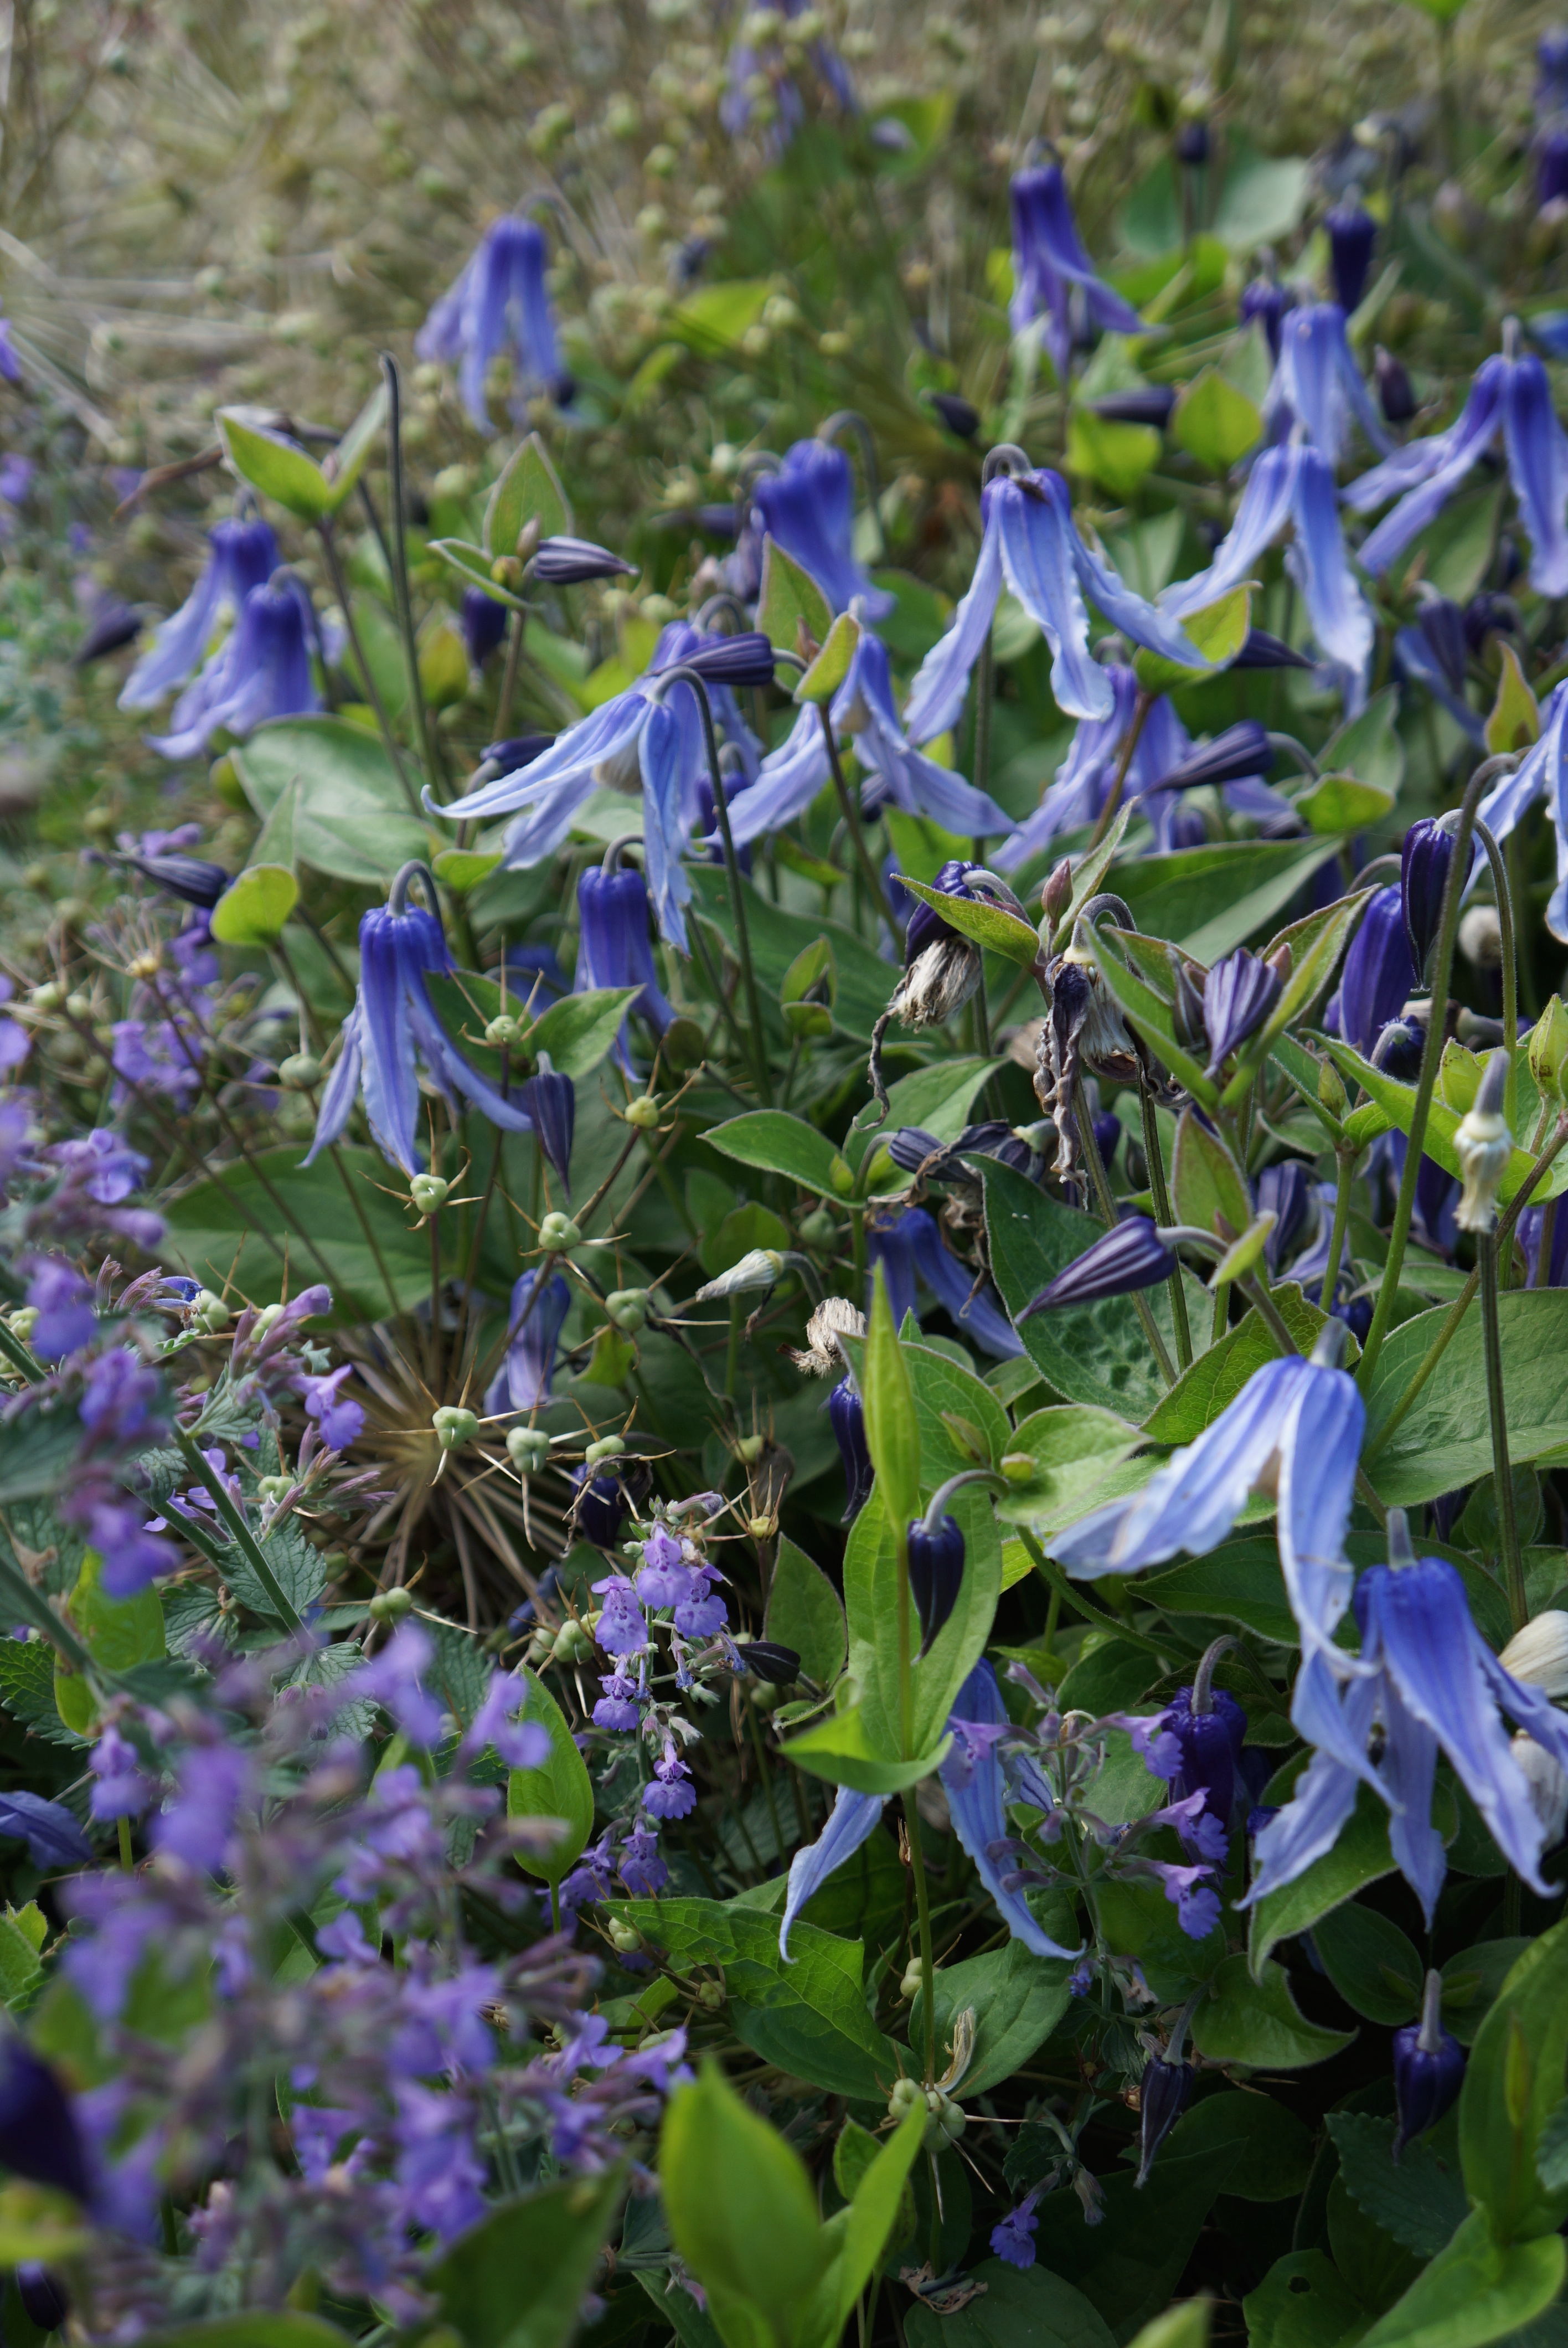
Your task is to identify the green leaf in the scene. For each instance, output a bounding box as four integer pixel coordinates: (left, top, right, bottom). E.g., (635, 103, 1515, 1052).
(230, 717, 429, 883)
(430, 538, 528, 609)
(1133, 581, 1251, 696)
(485, 433, 573, 557)
(67, 1546, 164, 1671)
(1171, 367, 1263, 471)
(1210, 140, 1312, 250)
(1485, 642, 1541, 756)
(1113, 838, 1347, 964)
(430, 2170, 626, 2348)
(216, 409, 332, 521)
(321, 380, 388, 514)
(1067, 410, 1163, 498)
(1298, 774, 1397, 833)
(0, 1904, 45, 2010)
(1142, 1284, 1330, 1442)
(667, 280, 772, 356)
(1461, 1919, 1568, 2243)
(1085, 930, 1219, 1106)
(1323, 1039, 1568, 1208)
(526, 987, 642, 1079)
(794, 610, 860, 706)
(910, 1939, 1074, 2099)
(161, 1145, 431, 1319)
(707, 1113, 845, 1196)
(432, 848, 505, 892)
(506, 1667, 595, 1890)
(995, 1404, 1140, 1523)
(805, 2105, 927, 2347)
(1313, 1902, 1423, 2026)
(1327, 2112, 1471, 2259)
(1172, 1103, 1251, 1237)
(1402, 0, 1468, 20)
(1164, 2089, 1314, 2202)
(120, 2323, 355, 2348)
(765, 1537, 847, 1687)
(781, 1702, 949, 1795)
(1091, 1875, 1227, 2002)
(1441, 1939, 1531, 2047)
(1190, 1954, 1356, 2069)
(863, 1266, 920, 1532)
(1357, 2211, 1565, 2348)
(1323, 686, 1406, 796)
(661, 2064, 829, 2348)
(894, 876, 1039, 967)
(688, 866, 895, 1044)
(756, 537, 832, 660)
(1244, 2251, 1369, 2348)
(1143, 1537, 1306, 1645)
(1361, 1291, 1568, 1508)
(850, 1058, 999, 1175)
(1249, 1774, 1457, 1976)
(1031, 2148, 1244, 2341)
(905, 2263, 1117, 2348)
(209, 864, 298, 946)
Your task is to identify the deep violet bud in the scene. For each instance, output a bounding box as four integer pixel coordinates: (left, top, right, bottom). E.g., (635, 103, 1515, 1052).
(926, 392, 981, 440)
(1336, 887, 1414, 1055)
(1416, 597, 1468, 697)
(829, 1376, 874, 1521)
(736, 1640, 801, 1685)
(1372, 1017, 1426, 1083)
(902, 858, 982, 966)
(1392, 1970, 1466, 2160)
(0, 2039, 90, 2203)
(679, 630, 777, 689)
(1089, 388, 1178, 430)
(1463, 594, 1519, 653)
(1375, 346, 1417, 426)
(1151, 721, 1271, 797)
(1136, 2059, 1194, 2186)
(1326, 197, 1378, 314)
(1175, 120, 1210, 167)
(1202, 946, 1282, 1077)
(522, 1053, 575, 1197)
(17, 2268, 68, 2332)
(1401, 817, 1456, 978)
(907, 1511, 966, 1659)
(1539, 126, 1568, 211)
(572, 1470, 627, 1548)
(461, 587, 508, 667)
(529, 535, 636, 585)
(481, 733, 554, 771)
(1019, 1216, 1175, 1317)
(1240, 275, 1290, 361)
(1257, 1161, 1312, 1269)
(115, 851, 231, 909)
(1233, 629, 1314, 671)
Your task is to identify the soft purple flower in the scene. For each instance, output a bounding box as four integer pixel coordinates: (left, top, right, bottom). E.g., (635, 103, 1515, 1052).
(316, 1912, 378, 1964)
(25, 1258, 95, 1360)
(394, 2082, 487, 2239)
(592, 1671, 644, 1733)
(0, 321, 21, 385)
(642, 1747, 695, 1820)
(0, 456, 33, 506)
(463, 1670, 550, 1770)
(559, 1829, 617, 1912)
(592, 1575, 649, 1659)
(1147, 1860, 1222, 1938)
(43, 1128, 148, 1207)
(992, 2192, 1041, 2269)
(672, 1567, 727, 1640)
(298, 1362, 363, 1450)
(119, 516, 279, 710)
(635, 1526, 694, 1610)
(1008, 159, 1143, 387)
(147, 574, 321, 762)
(150, 1742, 251, 1875)
(618, 1820, 668, 1897)
(351, 1623, 447, 1748)
(80, 1498, 179, 1598)
(79, 1347, 165, 1446)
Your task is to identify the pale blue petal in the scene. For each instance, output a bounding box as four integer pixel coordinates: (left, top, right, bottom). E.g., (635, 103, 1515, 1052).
(1276, 1361, 1364, 1664)
(940, 1661, 1082, 1959)
(994, 669, 1138, 869)
(1269, 306, 1390, 466)
(723, 699, 831, 848)
(302, 1006, 363, 1167)
(1070, 513, 1212, 675)
(1288, 446, 1374, 698)
(443, 693, 652, 823)
(1502, 354, 1568, 599)
(405, 990, 534, 1134)
(1243, 1743, 1361, 1906)
(902, 512, 1006, 744)
(1478, 679, 1568, 845)
(358, 920, 420, 1175)
(780, 1785, 884, 1960)
(1380, 1673, 1446, 1925)
(639, 697, 694, 951)
(996, 481, 1110, 721)
(1162, 445, 1301, 620)
(1343, 357, 1506, 514)
(500, 774, 602, 869)
(908, 1216, 1023, 1358)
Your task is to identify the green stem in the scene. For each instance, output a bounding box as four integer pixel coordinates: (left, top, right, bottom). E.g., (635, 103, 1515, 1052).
(495, 606, 528, 742)
(316, 521, 424, 818)
(1138, 1078, 1191, 1371)
(819, 706, 895, 934)
(1087, 692, 1153, 852)
(175, 1428, 305, 1631)
(1013, 1526, 1168, 1660)
(1322, 1145, 1358, 1310)
(896, 1519, 914, 1759)
(904, 1791, 937, 2084)
(379, 355, 439, 799)
(1076, 1083, 1175, 1386)
(663, 666, 772, 1105)
(118, 1815, 133, 1870)
(1479, 1228, 1526, 1634)
(0, 1319, 42, 1383)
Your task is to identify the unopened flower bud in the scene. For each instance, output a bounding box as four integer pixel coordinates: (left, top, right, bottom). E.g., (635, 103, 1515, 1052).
(1453, 1053, 1512, 1233)
(798, 1207, 838, 1250)
(64, 992, 90, 1021)
(553, 1618, 594, 1663)
(29, 982, 62, 1012)
(624, 1094, 661, 1130)
(1136, 2059, 1194, 2186)
(694, 1248, 783, 1302)
(605, 1288, 649, 1332)
(1500, 1609, 1568, 1697)
(433, 1405, 479, 1451)
(1319, 1055, 1349, 1117)
(410, 1173, 450, 1216)
(256, 1474, 292, 1502)
(369, 1585, 415, 1621)
(1392, 1970, 1465, 2160)
(277, 1053, 321, 1091)
(1375, 345, 1416, 426)
(1041, 857, 1074, 926)
(736, 1434, 766, 1464)
(609, 1920, 642, 1952)
(192, 1289, 230, 1332)
(507, 1427, 551, 1474)
(695, 1978, 725, 2012)
(907, 1512, 966, 1659)
(538, 1212, 581, 1252)
(527, 1628, 556, 1665)
(1020, 1216, 1175, 1316)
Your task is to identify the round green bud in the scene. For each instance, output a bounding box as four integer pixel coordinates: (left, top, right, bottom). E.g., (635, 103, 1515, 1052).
(369, 1585, 415, 1621)
(585, 1434, 625, 1465)
(538, 1212, 582, 1252)
(506, 1426, 551, 1474)
(608, 1920, 642, 1953)
(605, 1288, 648, 1333)
(6, 1307, 38, 1341)
(255, 1474, 293, 1502)
(899, 1960, 924, 2002)
(888, 2077, 924, 2123)
(797, 1207, 837, 1249)
(23, 864, 50, 896)
(192, 1290, 230, 1332)
(695, 1979, 725, 2012)
(64, 992, 91, 1021)
(624, 1094, 661, 1130)
(278, 1053, 322, 1091)
(527, 1628, 556, 1665)
(484, 1013, 527, 1049)
(735, 1434, 766, 1465)
(553, 1618, 593, 1664)
(432, 1405, 480, 1451)
(29, 982, 62, 1012)
(410, 1173, 450, 1216)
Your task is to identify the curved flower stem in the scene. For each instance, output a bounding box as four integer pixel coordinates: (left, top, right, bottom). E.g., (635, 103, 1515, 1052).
(379, 354, 439, 801)
(657, 665, 772, 1105)
(1473, 815, 1518, 1119)
(1138, 1074, 1192, 1371)
(494, 606, 529, 742)
(1356, 755, 1519, 1386)
(315, 519, 425, 819)
(174, 1428, 304, 1632)
(1478, 1227, 1525, 1633)
(1087, 691, 1153, 852)
(1075, 1082, 1175, 1386)
(903, 1790, 937, 2085)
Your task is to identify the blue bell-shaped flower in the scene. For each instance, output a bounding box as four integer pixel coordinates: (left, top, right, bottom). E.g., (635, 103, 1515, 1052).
(907, 1510, 966, 1659)
(1392, 1969, 1466, 2160)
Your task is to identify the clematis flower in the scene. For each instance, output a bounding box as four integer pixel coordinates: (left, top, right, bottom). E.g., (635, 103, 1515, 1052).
(749, 441, 893, 619)
(941, 1661, 1084, 1957)
(432, 624, 760, 936)
(574, 861, 675, 1072)
(1162, 439, 1374, 708)
(146, 574, 321, 761)
(1019, 1216, 1175, 1315)
(1245, 1523, 1568, 1921)
(1332, 885, 1416, 1053)
(778, 1783, 885, 1959)
(306, 866, 534, 1176)
(1326, 197, 1378, 315)
(1262, 304, 1391, 467)
(1344, 337, 1568, 596)
(118, 514, 278, 711)
(483, 1269, 571, 1414)
(1474, 682, 1568, 938)
(1008, 159, 1144, 387)
(722, 621, 1010, 849)
(993, 663, 1193, 867)
(866, 1205, 1022, 1359)
(1203, 946, 1282, 1074)
(902, 466, 1209, 744)
(415, 215, 570, 432)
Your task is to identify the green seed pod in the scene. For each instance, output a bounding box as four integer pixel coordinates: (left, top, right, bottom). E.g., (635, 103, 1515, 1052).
(369, 1585, 415, 1621)
(410, 1173, 450, 1216)
(605, 1288, 648, 1332)
(538, 1211, 582, 1252)
(585, 1434, 626, 1465)
(624, 1094, 661, 1130)
(507, 1426, 551, 1474)
(432, 1405, 480, 1451)
(277, 1053, 322, 1092)
(192, 1290, 230, 1332)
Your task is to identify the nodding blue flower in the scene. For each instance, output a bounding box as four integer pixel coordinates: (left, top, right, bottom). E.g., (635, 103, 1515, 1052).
(1163, 439, 1374, 708)
(1395, 624, 1485, 745)
(722, 621, 1010, 850)
(1019, 1216, 1175, 1316)
(1326, 197, 1378, 314)
(306, 868, 534, 1176)
(522, 1053, 575, 1196)
(867, 1206, 1022, 1360)
(904, 466, 1209, 744)
(993, 662, 1193, 868)
(415, 215, 569, 433)
(1474, 680, 1568, 939)
(484, 1268, 571, 1415)
(1539, 126, 1568, 210)
(942, 1660, 1084, 1958)
(828, 1376, 874, 1520)
(1263, 304, 1391, 466)
(1401, 817, 1456, 977)
(1240, 274, 1292, 362)
(1008, 160, 1144, 387)
(1332, 885, 1416, 1052)
(778, 1783, 884, 1959)
(118, 514, 278, 711)
(750, 440, 892, 619)
(432, 623, 760, 934)
(1136, 1685, 1250, 1862)
(1393, 1970, 1466, 2161)
(461, 586, 508, 669)
(907, 1511, 966, 1658)
(1523, 1194, 1568, 1288)
(145, 574, 321, 761)
(1245, 1531, 1568, 1923)
(1345, 340, 1568, 598)
(575, 863, 675, 1071)
(114, 850, 230, 910)
(1203, 947, 1282, 1075)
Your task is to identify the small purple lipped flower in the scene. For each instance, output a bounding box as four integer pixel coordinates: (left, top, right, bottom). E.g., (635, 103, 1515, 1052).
(1392, 1969, 1466, 2160)
(1326, 194, 1378, 313)
(907, 1511, 966, 1659)
(1135, 2058, 1194, 2186)
(991, 2191, 1041, 2269)
(416, 214, 570, 431)
(1202, 947, 1283, 1078)
(1401, 816, 1456, 979)
(1019, 1217, 1175, 1317)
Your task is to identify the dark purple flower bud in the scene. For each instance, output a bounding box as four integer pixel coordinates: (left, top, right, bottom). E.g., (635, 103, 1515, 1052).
(1337, 886, 1414, 1055)
(1176, 120, 1210, 167)
(888, 1126, 966, 1180)
(73, 596, 141, 668)
(1152, 722, 1272, 798)
(1463, 594, 1520, 653)
(1392, 1971, 1466, 2161)
(1401, 817, 1456, 978)
(1157, 1683, 1249, 1832)
(1370, 1015, 1425, 1084)
(0, 2041, 90, 2203)
(481, 733, 555, 770)
(1375, 346, 1417, 425)
(907, 1511, 966, 1659)
(1202, 947, 1282, 1076)
(1136, 2059, 1195, 2186)
(1257, 1161, 1312, 1269)
(461, 586, 508, 667)
(680, 631, 777, 689)
(736, 1640, 801, 1684)
(1233, 629, 1314, 671)
(1093, 1110, 1121, 1167)
(116, 852, 231, 910)
(1019, 1216, 1175, 1317)
(529, 535, 636, 585)
(1416, 597, 1468, 697)
(1167, 808, 1208, 849)
(1240, 276, 1290, 361)
(17, 2267, 69, 2332)
(926, 392, 981, 440)
(572, 1470, 627, 1548)
(1326, 197, 1377, 314)
(1089, 388, 1178, 429)
(1170, 952, 1208, 1049)
(1540, 127, 1568, 210)
(829, 1376, 874, 1521)
(902, 858, 982, 966)
(522, 1054, 575, 1197)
